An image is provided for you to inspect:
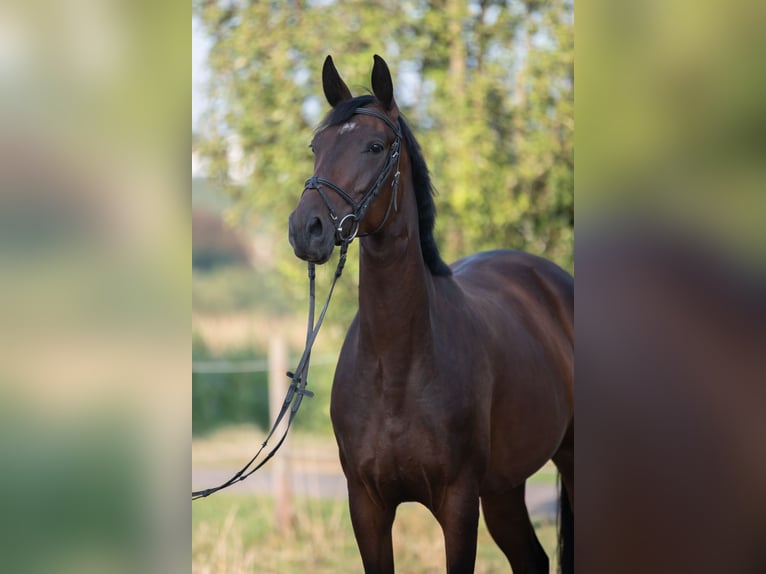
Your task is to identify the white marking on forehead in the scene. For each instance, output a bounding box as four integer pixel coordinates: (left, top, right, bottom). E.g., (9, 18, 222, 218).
(338, 121, 358, 135)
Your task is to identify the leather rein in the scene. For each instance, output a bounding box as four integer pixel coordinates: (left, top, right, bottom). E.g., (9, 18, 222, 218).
(192, 107, 402, 500)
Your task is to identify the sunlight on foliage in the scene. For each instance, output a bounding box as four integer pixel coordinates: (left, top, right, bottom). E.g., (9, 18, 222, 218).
(193, 0, 573, 277)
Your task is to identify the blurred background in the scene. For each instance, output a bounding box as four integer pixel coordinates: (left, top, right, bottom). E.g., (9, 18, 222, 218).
(191, 1, 572, 572)
(577, 0, 766, 572)
(0, 0, 189, 573)
(2, 0, 763, 571)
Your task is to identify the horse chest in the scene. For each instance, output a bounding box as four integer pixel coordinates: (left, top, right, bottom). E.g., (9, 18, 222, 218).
(335, 399, 456, 506)
(332, 347, 482, 505)
(348, 419, 445, 503)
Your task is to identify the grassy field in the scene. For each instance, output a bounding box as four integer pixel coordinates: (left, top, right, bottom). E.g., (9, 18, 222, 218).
(193, 428, 559, 573)
(192, 493, 558, 574)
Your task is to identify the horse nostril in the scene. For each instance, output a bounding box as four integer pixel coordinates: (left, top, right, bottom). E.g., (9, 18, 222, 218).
(307, 216, 323, 238)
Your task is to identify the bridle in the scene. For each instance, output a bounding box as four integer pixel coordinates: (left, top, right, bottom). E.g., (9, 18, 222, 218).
(192, 107, 403, 501)
(303, 107, 402, 244)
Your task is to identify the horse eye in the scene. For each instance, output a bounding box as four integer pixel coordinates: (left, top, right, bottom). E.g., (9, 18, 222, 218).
(369, 143, 384, 154)
(308, 143, 315, 154)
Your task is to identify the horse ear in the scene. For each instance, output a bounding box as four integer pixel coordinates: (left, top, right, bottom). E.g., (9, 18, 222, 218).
(371, 54, 395, 110)
(322, 55, 352, 107)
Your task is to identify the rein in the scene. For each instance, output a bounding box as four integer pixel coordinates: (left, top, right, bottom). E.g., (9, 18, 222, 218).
(304, 107, 402, 244)
(191, 242, 350, 500)
(192, 107, 400, 500)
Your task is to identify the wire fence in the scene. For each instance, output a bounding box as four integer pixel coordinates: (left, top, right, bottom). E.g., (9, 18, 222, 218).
(192, 354, 337, 375)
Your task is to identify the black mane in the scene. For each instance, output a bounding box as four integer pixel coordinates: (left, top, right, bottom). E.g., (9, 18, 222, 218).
(318, 95, 452, 276)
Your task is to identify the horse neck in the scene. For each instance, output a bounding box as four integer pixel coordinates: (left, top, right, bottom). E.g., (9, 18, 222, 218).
(357, 174, 435, 357)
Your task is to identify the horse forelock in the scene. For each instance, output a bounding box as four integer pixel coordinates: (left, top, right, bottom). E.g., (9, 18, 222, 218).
(317, 95, 451, 276)
(317, 95, 376, 132)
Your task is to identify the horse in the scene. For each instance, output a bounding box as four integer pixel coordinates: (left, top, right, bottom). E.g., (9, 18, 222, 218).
(288, 54, 574, 574)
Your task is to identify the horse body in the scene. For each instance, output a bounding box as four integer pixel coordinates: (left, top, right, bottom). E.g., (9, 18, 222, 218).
(334, 248, 573, 499)
(289, 55, 573, 574)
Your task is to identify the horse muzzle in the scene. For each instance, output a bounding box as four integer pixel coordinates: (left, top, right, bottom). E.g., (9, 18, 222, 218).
(288, 208, 335, 264)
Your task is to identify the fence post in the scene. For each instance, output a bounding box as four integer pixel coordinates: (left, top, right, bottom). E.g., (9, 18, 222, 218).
(268, 336, 292, 533)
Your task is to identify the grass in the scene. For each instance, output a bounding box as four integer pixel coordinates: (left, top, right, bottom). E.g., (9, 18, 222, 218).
(193, 428, 560, 573)
(192, 494, 558, 574)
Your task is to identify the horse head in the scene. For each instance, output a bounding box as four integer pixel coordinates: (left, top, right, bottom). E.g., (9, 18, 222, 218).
(289, 55, 403, 264)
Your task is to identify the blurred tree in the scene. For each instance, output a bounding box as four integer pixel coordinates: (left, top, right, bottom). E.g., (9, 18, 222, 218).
(192, 209, 252, 270)
(194, 0, 574, 292)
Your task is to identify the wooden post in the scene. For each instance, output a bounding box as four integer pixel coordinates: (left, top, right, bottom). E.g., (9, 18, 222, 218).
(268, 336, 292, 533)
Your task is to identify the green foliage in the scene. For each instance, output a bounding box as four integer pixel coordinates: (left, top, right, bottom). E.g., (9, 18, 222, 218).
(192, 266, 294, 315)
(192, 334, 336, 436)
(192, 337, 271, 435)
(194, 0, 574, 289)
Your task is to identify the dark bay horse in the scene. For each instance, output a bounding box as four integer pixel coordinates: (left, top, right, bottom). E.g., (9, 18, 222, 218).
(289, 55, 573, 574)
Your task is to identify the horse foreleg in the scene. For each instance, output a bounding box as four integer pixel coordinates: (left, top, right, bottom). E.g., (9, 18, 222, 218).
(433, 484, 480, 574)
(347, 481, 396, 574)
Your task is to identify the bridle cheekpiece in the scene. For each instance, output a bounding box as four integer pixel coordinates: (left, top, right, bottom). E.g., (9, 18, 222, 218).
(304, 107, 402, 245)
